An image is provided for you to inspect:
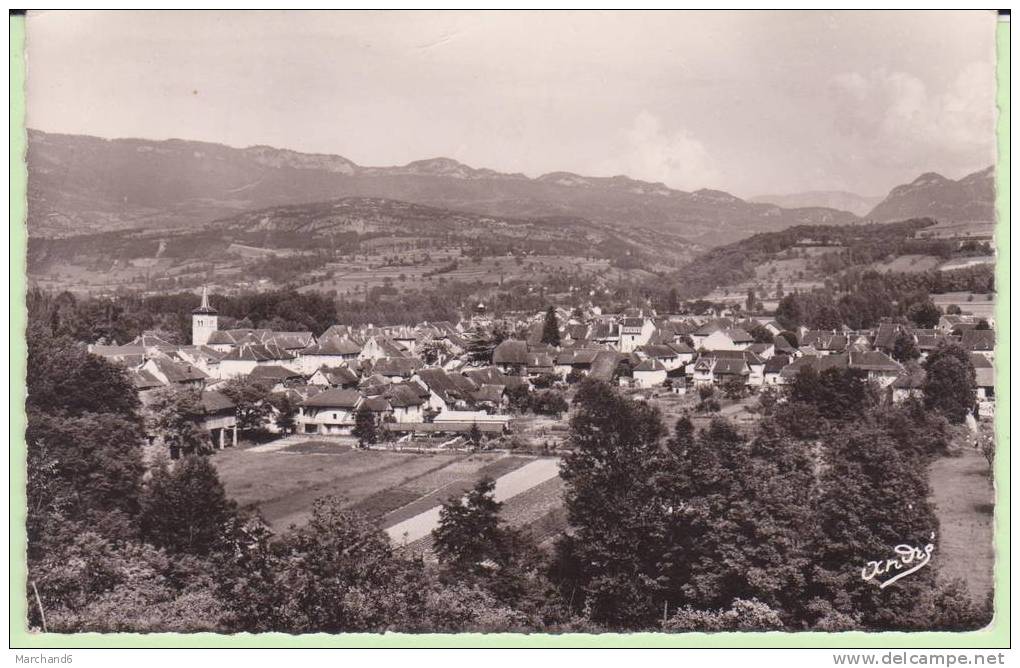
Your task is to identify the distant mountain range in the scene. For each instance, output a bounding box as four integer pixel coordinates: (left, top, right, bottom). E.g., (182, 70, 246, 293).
(864, 167, 995, 224)
(750, 191, 884, 217)
(27, 129, 856, 246)
(26, 130, 995, 250)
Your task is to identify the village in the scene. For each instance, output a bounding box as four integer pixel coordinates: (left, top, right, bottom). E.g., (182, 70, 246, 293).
(84, 287, 997, 458)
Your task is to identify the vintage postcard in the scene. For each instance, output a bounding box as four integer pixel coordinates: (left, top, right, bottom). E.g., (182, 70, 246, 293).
(8, 8, 1009, 656)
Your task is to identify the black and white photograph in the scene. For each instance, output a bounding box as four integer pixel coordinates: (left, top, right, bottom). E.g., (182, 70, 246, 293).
(18, 9, 1001, 637)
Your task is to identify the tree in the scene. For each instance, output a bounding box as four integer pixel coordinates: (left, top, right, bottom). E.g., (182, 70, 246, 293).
(270, 392, 299, 435)
(976, 319, 991, 330)
(891, 331, 921, 362)
(810, 303, 843, 330)
(749, 324, 773, 344)
(811, 420, 939, 629)
(531, 390, 569, 417)
(775, 294, 802, 331)
(147, 386, 210, 455)
(722, 377, 746, 400)
(554, 380, 667, 628)
(467, 423, 483, 447)
(505, 384, 532, 413)
(664, 598, 785, 632)
(540, 306, 561, 347)
(922, 343, 976, 424)
(745, 288, 756, 314)
(139, 455, 237, 556)
(272, 497, 430, 632)
(788, 366, 875, 422)
(907, 299, 942, 329)
(352, 404, 379, 447)
(221, 377, 274, 434)
(946, 304, 962, 315)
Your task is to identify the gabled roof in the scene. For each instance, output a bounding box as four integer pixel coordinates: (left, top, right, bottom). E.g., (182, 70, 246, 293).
(221, 342, 296, 362)
(371, 357, 424, 377)
(361, 396, 392, 412)
(304, 337, 362, 356)
(148, 357, 209, 383)
(779, 353, 850, 379)
(249, 365, 304, 381)
(962, 329, 995, 351)
(416, 368, 478, 404)
(849, 350, 903, 372)
(969, 353, 994, 388)
(385, 383, 427, 408)
(462, 366, 512, 386)
(638, 344, 678, 359)
(492, 339, 529, 366)
(873, 323, 903, 350)
(764, 354, 791, 374)
(268, 332, 315, 350)
(129, 368, 163, 390)
(312, 365, 360, 386)
(200, 390, 235, 413)
(800, 331, 848, 352)
(634, 358, 667, 372)
(303, 388, 362, 408)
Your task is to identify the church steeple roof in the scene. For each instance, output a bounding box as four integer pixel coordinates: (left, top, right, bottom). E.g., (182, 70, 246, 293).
(192, 287, 218, 315)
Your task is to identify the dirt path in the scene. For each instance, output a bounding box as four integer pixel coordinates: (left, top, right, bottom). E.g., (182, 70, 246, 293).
(929, 446, 995, 603)
(385, 458, 561, 546)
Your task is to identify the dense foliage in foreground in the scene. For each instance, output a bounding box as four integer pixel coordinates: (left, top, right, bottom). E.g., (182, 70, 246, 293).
(25, 321, 990, 633)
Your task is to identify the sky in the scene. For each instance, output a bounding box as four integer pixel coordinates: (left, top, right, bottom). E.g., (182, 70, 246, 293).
(25, 10, 999, 198)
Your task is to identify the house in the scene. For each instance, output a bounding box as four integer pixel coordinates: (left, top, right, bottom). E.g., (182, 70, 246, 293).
(636, 344, 683, 371)
(359, 336, 410, 362)
(962, 329, 995, 360)
(937, 314, 976, 334)
(872, 323, 905, 353)
(632, 358, 667, 388)
(848, 350, 906, 388)
(267, 331, 316, 353)
(359, 396, 393, 423)
(763, 355, 790, 386)
(492, 340, 529, 375)
(220, 342, 298, 379)
(369, 357, 424, 383)
(619, 317, 655, 353)
(590, 322, 621, 349)
(526, 351, 556, 378)
(308, 365, 360, 389)
(746, 342, 775, 361)
(128, 368, 164, 405)
(890, 367, 926, 403)
(970, 353, 995, 400)
(384, 382, 427, 423)
(141, 356, 208, 390)
(298, 337, 362, 373)
(800, 331, 847, 355)
(248, 364, 306, 390)
(414, 368, 479, 413)
(298, 388, 363, 435)
(199, 391, 238, 450)
(174, 345, 225, 377)
(689, 350, 765, 387)
(699, 328, 753, 352)
(553, 349, 601, 378)
(667, 341, 697, 365)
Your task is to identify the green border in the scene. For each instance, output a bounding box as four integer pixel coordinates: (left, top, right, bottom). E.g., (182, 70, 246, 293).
(7, 14, 1010, 649)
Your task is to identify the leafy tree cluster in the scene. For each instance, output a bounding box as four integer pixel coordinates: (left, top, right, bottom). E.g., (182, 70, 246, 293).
(553, 379, 989, 631)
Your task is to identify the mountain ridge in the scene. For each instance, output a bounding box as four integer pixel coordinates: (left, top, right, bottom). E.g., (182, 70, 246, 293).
(27, 129, 859, 245)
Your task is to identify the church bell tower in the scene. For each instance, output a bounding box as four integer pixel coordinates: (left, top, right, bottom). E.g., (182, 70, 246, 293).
(191, 287, 218, 346)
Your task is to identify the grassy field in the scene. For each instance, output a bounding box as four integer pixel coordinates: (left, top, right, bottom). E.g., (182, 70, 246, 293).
(929, 444, 995, 604)
(212, 445, 546, 532)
